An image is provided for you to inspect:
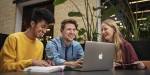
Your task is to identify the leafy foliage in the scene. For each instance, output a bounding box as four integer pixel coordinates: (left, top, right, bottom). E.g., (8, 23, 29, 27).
(68, 0, 100, 42)
(54, 0, 67, 6)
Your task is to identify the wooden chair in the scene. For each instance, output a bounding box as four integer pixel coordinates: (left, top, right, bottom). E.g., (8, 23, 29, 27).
(142, 61, 150, 69)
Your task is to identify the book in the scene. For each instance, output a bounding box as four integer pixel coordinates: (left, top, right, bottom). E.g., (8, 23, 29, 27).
(23, 65, 65, 72)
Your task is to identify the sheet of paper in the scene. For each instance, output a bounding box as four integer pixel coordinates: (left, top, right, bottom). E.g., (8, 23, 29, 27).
(23, 65, 65, 72)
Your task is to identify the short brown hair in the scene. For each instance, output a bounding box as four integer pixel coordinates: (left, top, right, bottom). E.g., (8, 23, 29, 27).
(61, 19, 78, 30)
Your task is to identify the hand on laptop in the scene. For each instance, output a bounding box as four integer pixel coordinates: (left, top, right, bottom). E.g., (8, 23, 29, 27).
(77, 57, 84, 62)
(64, 60, 83, 68)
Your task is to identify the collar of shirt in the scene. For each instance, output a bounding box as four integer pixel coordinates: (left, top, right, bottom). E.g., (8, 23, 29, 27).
(60, 37, 73, 48)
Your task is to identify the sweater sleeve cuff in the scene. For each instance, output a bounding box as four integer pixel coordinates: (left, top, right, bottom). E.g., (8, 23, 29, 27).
(23, 59, 32, 67)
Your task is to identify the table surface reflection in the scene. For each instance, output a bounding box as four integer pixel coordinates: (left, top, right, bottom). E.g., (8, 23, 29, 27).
(0, 69, 150, 75)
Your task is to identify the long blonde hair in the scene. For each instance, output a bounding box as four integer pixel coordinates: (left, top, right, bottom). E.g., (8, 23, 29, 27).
(102, 19, 123, 50)
(101, 19, 125, 63)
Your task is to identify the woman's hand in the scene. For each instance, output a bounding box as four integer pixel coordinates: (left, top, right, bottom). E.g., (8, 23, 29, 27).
(132, 61, 145, 69)
(113, 62, 121, 67)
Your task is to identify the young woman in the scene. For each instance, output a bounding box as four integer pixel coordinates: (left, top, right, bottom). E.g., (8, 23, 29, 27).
(101, 19, 145, 69)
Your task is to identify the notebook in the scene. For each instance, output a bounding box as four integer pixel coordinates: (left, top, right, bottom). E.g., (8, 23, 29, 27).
(75, 41, 115, 71)
(23, 65, 65, 72)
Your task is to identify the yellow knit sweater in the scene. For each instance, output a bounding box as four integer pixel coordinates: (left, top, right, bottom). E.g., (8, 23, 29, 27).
(0, 32, 43, 72)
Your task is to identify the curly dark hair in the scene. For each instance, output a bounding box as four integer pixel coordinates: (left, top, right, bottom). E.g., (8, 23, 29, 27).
(31, 8, 55, 24)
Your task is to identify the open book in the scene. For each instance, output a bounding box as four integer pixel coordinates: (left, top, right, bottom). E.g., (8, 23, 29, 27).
(23, 65, 65, 72)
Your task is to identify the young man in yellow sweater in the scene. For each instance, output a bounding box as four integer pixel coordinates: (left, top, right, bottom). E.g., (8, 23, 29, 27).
(0, 8, 55, 72)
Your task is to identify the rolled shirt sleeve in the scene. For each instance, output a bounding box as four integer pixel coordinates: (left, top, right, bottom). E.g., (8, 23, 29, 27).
(45, 41, 66, 65)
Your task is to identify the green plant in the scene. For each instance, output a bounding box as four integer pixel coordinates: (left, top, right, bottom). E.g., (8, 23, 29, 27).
(54, 0, 67, 6)
(68, 0, 100, 42)
(119, 0, 139, 41)
(53, 0, 100, 42)
(102, 0, 150, 41)
(140, 16, 150, 39)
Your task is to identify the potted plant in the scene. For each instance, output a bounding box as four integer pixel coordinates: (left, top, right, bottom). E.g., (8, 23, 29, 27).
(68, 0, 100, 42)
(114, 1, 150, 60)
(101, 0, 150, 60)
(53, 0, 100, 43)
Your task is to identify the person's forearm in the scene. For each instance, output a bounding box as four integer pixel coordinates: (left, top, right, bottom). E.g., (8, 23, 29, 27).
(64, 61, 73, 67)
(1, 59, 32, 72)
(64, 61, 81, 68)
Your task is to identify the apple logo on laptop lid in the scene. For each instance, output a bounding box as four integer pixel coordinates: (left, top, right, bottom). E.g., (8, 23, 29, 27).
(98, 52, 103, 60)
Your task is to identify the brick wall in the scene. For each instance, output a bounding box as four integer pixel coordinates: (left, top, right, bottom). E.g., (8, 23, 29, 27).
(0, 0, 16, 34)
(0, 0, 96, 36)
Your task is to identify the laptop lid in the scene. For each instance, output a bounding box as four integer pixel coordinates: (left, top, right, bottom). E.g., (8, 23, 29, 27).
(79, 41, 115, 71)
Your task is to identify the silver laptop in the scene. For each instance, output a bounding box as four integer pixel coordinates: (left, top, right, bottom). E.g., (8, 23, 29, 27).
(75, 41, 115, 71)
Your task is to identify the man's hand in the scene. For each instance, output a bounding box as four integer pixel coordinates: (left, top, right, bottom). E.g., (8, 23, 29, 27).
(46, 59, 55, 66)
(64, 60, 83, 68)
(32, 60, 50, 66)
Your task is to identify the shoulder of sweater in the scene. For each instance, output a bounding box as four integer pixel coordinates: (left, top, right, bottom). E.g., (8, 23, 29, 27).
(7, 32, 23, 39)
